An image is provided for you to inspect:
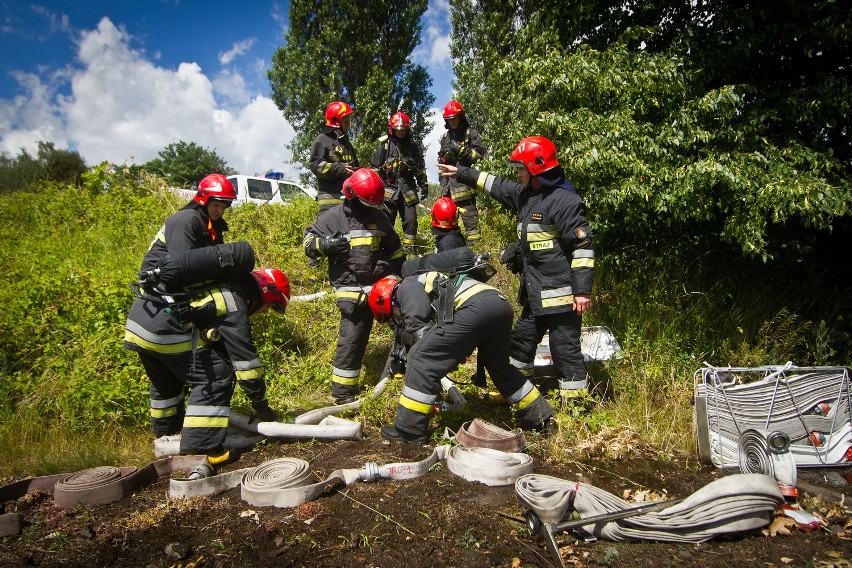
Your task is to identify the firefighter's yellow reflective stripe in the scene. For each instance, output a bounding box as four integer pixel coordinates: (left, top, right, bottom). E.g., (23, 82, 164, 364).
(399, 385, 436, 415)
(541, 287, 574, 308)
(151, 394, 183, 409)
(236, 368, 263, 381)
(421, 272, 442, 294)
(505, 381, 534, 405)
(399, 395, 433, 415)
(317, 198, 340, 206)
(190, 289, 228, 316)
(335, 289, 367, 302)
(332, 369, 360, 385)
(451, 187, 476, 200)
(124, 326, 208, 354)
(469, 150, 480, 161)
(350, 236, 379, 247)
(527, 230, 560, 242)
(571, 248, 595, 268)
(390, 248, 405, 260)
(455, 282, 499, 308)
(147, 225, 166, 250)
(516, 385, 542, 410)
(510, 357, 534, 371)
(150, 406, 178, 418)
(475, 172, 490, 191)
(404, 193, 418, 204)
(384, 188, 396, 199)
(320, 162, 332, 175)
(331, 374, 358, 385)
(183, 416, 229, 428)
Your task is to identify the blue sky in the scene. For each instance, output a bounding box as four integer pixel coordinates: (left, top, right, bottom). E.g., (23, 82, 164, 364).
(0, 1, 455, 181)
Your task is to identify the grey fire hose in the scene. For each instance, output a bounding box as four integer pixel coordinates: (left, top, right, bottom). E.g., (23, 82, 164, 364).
(516, 472, 783, 567)
(153, 413, 363, 457)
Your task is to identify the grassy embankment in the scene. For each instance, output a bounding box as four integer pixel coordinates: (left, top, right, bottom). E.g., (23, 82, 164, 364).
(1, 173, 847, 478)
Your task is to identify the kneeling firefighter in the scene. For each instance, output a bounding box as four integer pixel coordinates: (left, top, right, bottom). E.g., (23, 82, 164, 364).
(125, 244, 289, 464)
(368, 249, 553, 444)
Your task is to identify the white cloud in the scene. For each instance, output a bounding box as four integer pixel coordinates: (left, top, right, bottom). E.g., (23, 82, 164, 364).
(270, 2, 289, 37)
(219, 38, 255, 66)
(0, 16, 295, 176)
(423, 109, 446, 184)
(30, 5, 71, 35)
(417, 0, 452, 69)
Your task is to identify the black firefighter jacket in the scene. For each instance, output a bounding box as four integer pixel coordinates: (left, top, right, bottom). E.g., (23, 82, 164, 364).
(303, 200, 406, 305)
(455, 166, 595, 316)
(309, 126, 359, 208)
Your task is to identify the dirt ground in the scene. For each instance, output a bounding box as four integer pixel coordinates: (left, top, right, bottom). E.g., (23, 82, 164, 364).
(2, 427, 851, 568)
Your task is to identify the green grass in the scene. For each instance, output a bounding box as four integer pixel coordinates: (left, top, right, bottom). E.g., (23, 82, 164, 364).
(0, 172, 848, 478)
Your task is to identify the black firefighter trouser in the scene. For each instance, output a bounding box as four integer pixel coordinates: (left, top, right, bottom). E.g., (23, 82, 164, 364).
(509, 305, 588, 389)
(385, 192, 418, 246)
(139, 349, 235, 455)
(394, 292, 552, 437)
(455, 196, 479, 242)
(331, 301, 375, 402)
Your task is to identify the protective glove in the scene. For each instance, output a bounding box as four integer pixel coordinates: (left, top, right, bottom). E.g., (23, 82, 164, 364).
(319, 234, 351, 256)
(389, 356, 406, 376)
(250, 399, 278, 423)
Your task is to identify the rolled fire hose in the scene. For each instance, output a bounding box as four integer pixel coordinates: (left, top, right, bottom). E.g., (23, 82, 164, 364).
(516, 472, 783, 544)
(171, 443, 533, 503)
(0, 455, 208, 536)
(454, 418, 527, 452)
(737, 429, 797, 489)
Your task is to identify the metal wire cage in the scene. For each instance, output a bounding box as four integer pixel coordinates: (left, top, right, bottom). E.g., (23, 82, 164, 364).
(694, 363, 852, 468)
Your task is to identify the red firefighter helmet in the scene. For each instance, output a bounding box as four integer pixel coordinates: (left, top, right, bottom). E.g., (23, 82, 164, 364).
(431, 196, 459, 229)
(250, 268, 290, 314)
(509, 136, 559, 176)
(388, 111, 410, 135)
(442, 100, 464, 120)
(325, 101, 354, 128)
(194, 174, 237, 207)
(368, 276, 399, 319)
(342, 168, 385, 208)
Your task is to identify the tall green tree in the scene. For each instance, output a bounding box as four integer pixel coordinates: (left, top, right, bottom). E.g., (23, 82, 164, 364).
(142, 141, 235, 188)
(0, 141, 87, 193)
(449, 0, 850, 261)
(267, 0, 435, 168)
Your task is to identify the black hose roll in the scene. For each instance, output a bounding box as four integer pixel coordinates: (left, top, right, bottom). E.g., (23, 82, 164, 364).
(156, 241, 256, 290)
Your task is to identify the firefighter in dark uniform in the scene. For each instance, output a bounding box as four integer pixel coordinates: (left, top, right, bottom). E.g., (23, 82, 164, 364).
(303, 168, 406, 404)
(368, 272, 553, 444)
(430, 196, 466, 252)
(140, 173, 236, 274)
(124, 268, 290, 462)
(371, 111, 428, 249)
(438, 100, 486, 244)
(439, 136, 595, 399)
(309, 101, 359, 218)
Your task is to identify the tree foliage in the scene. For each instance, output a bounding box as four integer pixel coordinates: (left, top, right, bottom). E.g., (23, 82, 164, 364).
(268, 0, 435, 166)
(142, 140, 235, 188)
(0, 141, 87, 193)
(449, 0, 851, 260)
